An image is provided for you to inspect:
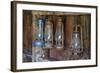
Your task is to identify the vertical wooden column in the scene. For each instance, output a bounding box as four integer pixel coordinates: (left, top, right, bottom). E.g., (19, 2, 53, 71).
(23, 10, 32, 50)
(80, 15, 90, 49)
(23, 10, 32, 62)
(65, 15, 74, 49)
(31, 11, 36, 62)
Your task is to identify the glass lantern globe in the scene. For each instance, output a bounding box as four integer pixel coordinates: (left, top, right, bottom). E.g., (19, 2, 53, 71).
(32, 18, 44, 47)
(55, 17, 64, 49)
(71, 31, 81, 54)
(44, 19, 53, 48)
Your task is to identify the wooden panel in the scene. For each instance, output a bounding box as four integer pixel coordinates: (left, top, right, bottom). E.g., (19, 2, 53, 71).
(65, 15, 74, 49)
(23, 10, 32, 50)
